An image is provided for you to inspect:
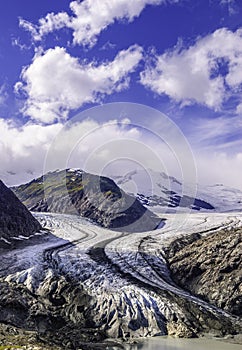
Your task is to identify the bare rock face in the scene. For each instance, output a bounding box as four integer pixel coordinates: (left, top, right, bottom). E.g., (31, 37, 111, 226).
(0, 180, 42, 248)
(166, 228, 242, 317)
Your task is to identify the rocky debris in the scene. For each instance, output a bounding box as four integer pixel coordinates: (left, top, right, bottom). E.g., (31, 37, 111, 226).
(0, 276, 105, 349)
(0, 323, 61, 349)
(12, 169, 162, 232)
(166, 228, 242, 317)
(167, 321, 196, 338)
(0, 180, 42, 248)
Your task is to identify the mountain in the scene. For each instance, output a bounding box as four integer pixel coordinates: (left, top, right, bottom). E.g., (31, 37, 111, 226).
(12, 169, 162, 232)
(0, 179, 42, 248)
(112, 169, 242, 213)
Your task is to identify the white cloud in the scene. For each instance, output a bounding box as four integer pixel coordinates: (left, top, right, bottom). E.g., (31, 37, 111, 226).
(44, 118, 146, 175)
(69, 0, 164, 46)
(0, 113, 189, 188)
(100, 41, 116, 51)
(19, 0, 177, 47)
(187, 115, 242, 150)
(140, 28, 242, 111)
(0, 117, 151, 186)
(184, 114, 242, 189)
(11, 37, 32, 51)
(236, 102, 242, 115)
(0, 84, 8, 105)
(19, 12, 70, 42)
(0, 118, 62, 185)
(219, 0, 238, 15)
(195, 151, 242, 190)
(1, 115, 241, 191)
(15, 45, 143, 123)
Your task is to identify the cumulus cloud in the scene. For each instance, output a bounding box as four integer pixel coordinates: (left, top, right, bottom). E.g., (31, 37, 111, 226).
(0, 117, 164, 186)
(140, 28, 242, 111)
(44, 118, 146, 175)
(0, 112, 189, 189)
(15, 45, 143, 123)
(68, 0, 164, 46)
(19, 0, 177, 47)
(1, 115, 241, 191)
(195, 151, 242, 190)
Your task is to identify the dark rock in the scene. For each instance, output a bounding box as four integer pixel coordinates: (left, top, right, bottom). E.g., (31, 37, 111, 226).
(166, 228, 242, 317)
(0, 179, 42, 248)
(0, 277, 106, 349)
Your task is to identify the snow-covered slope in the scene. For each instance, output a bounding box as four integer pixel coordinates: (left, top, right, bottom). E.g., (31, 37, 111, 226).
(197, 183, 242, 212)
(112, 169, 242, 213)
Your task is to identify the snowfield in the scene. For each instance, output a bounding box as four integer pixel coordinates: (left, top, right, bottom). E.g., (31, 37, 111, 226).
(112, 169, 242, 213)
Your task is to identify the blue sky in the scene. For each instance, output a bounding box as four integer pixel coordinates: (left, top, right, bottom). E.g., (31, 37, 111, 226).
(0, 0, 242, 189)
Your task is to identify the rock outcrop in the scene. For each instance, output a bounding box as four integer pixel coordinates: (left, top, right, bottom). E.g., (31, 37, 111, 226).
(0, 179, 42, 248)
(12, 169, 162, 232)
(166, 228, 242, 317)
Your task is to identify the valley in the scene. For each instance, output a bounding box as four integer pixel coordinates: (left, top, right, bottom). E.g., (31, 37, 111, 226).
(0, 211, 241, 348)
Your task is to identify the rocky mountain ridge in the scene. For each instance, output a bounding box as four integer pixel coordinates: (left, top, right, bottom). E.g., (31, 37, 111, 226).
(12, 169, 162, 232)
